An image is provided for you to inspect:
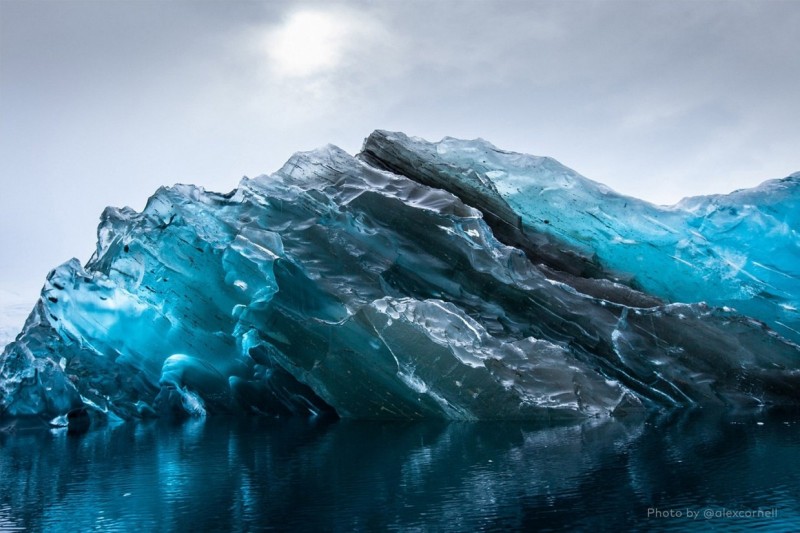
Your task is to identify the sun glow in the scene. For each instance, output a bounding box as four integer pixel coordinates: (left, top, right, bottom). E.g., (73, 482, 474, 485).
(266, 10, 352, 78)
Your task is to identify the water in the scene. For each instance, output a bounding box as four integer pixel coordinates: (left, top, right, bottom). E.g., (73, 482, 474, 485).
(1, 410, 798, 532)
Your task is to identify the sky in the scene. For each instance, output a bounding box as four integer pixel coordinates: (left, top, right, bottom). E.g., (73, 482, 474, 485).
(1, 0, 799, 308)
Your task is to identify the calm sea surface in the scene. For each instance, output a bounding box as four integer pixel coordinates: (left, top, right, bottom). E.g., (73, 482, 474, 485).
(1, 410, 798, 532)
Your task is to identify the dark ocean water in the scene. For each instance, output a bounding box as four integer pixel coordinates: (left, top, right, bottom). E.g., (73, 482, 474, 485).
(1, 410, 798, 532)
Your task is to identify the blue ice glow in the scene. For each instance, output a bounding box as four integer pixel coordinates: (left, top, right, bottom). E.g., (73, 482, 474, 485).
(364, 131, 800, 343)
(1, 133, 799, 426)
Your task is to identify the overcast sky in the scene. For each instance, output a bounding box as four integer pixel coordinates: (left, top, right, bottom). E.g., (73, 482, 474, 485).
(1, 0, 799, 305)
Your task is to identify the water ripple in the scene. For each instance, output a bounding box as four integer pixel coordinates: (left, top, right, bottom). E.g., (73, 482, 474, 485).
(1, 411, 797, 532)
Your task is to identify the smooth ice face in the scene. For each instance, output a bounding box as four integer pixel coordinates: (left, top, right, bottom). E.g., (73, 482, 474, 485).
(363, 131, 800, 344)
(1, 135, 799, 426)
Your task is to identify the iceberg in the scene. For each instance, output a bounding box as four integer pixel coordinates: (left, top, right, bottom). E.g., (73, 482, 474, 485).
(1, 132, 799, 426)
(363, 131, 800, 343)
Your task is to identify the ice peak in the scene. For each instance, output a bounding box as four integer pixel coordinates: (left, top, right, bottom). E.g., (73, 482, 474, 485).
(2, 130, 799, 428)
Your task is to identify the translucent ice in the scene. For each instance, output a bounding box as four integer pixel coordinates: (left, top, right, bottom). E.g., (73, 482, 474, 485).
(363, 131, 800, 343)
(1, 134, 799, 426)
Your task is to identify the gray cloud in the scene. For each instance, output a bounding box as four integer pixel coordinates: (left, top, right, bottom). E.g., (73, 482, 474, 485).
(1, 0, 798, 302)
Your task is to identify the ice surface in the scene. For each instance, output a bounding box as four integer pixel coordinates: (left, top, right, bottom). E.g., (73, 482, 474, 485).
(2, 135, 799, 426)
(363, 132, 800, 344)
(362, 131, 800, 342)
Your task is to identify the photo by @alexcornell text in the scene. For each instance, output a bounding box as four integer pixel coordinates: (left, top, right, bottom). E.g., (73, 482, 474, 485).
(647, 507, 779, 521)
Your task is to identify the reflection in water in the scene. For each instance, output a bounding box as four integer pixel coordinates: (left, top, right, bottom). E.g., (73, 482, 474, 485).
(1, 410, 798, 532)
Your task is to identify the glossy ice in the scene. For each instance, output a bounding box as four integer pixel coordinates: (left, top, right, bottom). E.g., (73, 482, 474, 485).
(1, 133, 798, 426)
(363, 131, 800, 343)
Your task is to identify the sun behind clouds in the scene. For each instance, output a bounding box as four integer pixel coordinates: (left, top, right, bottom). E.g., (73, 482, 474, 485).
(265, 9, 358, 79)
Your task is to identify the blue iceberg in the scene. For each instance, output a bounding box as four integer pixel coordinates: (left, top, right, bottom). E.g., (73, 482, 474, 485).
(363, 131, 800, 343)
(1, 132, 799, 427)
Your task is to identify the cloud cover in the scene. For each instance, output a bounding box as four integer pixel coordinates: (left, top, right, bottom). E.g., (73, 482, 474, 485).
(1, 0, 798, 303)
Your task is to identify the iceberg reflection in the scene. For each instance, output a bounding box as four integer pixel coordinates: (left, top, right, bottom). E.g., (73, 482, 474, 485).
(1, 410, 798, 531)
